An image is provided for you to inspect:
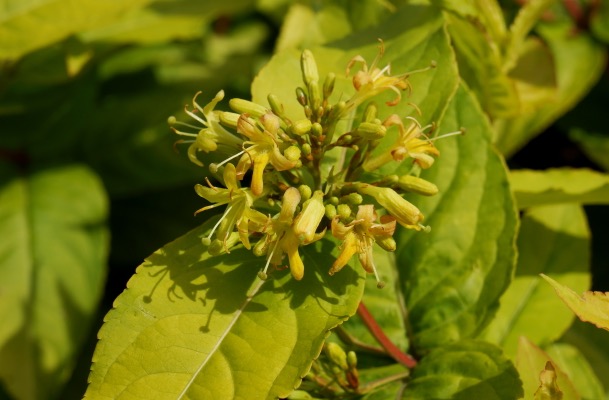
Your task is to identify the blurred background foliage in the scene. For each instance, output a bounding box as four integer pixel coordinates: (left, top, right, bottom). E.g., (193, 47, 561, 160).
(1, 0, 608, 399)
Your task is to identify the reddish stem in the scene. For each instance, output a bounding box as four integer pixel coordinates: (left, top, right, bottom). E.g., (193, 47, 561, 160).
(357, 302, 417, 369)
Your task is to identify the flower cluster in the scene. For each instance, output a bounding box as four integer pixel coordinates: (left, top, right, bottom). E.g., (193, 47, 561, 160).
(169, 43, 461, 287)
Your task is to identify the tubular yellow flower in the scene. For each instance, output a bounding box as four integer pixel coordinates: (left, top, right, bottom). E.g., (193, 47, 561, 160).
(363, 115, 440, 171)
(330, 205, 396, 287)
(169, 90, 243, 166)
(294, 190, 326, 242)
(345, 41, 423, 110)
(355, 184, 424, 230)
(236, 113, 300, 196)
(194, 163, 268, 252)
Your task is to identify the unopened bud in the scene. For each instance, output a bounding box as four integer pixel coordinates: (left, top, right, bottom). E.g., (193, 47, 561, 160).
(261, 113, 280, 133)
(347, 351, 357, 369)
(325, 342, 348, 370)
(397, 175, 439, 196)
(294, 190, 325, 242)
(296, 87, 308, 106)
(229, 98, 267, 117)
(337, 204, 351, 219)
(311, 122, 323, 137)
(363, 102, 378, 122)
(356, 184, 423, 229)
(354, 122, 386, 140)
(267, 94, 285, 118)
(323, 72, 336, 99)
(284, 146, 302, 162)
(291, 119, 312, 136)
(253, 238, 269, 257)
(345, 192, 363, 205)
(301, 49, 320, 86)
(325, 204, 337, 219)
(377, 236, 396, 252)
(219, 111, 240, 129)
(302, 143, 312, 156)
(298, 184, 312, 201)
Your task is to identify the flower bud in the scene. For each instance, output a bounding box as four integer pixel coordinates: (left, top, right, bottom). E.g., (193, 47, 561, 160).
(261, 112, 280, 134)
(356, 184, 423, 228)
(325, 342, 348, 370)
(311, 122, 323, 137)
(219, 111, 240, 129)
(290, 119, 312, 136)
(325, 204, 337, 219)
(229, 98, 267, 117)
(376, 236, 396, 252)
(301, 49, 320, 86)
(337, 204, 351, 219)
(295, 87, 307, 106)
(267, 94, 285, 118)
(294, 190, 325, 242)
(397, 175, 438, 196)
(363, 102, 378, 122)
(353, 122, 386, 140)
(298, 184, 312, 201)
(323, 72, 336, 99)
(284, 146, 302, 162)
(302, 143, 312, 156)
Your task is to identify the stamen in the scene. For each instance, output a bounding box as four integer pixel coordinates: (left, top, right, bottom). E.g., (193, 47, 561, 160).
(427, 128, 465, 142)
(185, 107, 208, 126)
(419, 223, 431, 233)
(370, 262, 385, 289)
(203, 205, 232, 244)
(402, 61, 437, 77)
(259, 237, 281, 280)
(210, 148, 250, 173)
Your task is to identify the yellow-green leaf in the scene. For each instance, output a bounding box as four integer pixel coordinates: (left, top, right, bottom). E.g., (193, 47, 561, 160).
(85, 221, 365, 399)
(510, 168, 609, 209)
(542, 274, 609, 332)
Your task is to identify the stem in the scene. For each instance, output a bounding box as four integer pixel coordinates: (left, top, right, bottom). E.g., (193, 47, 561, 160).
(334, 325, 387, 357)
(357, 302, 417, 369)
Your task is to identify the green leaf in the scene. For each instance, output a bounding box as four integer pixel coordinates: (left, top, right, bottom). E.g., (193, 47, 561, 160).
(275, 3, 352, 51)
(570, 129, 609, 172)
(561, 320, 609, 396)
(494, 22, 606, 157)
(445, 12, 520, 118)
(481, 204, 590, 356)
(403, 340, 523, 399)
(510, 168, 609, 209)
(0, 163, 108, 400)
(544, 342, 606, 400)
(85, 222, 366, 399)
(253, 2, 458, 129)
(590, 0, 609, 44)
(0, 0, 151, 61)
(395, 84, 518, 353)
(515, 337, 578, 400)
(542, 274, 609, 332)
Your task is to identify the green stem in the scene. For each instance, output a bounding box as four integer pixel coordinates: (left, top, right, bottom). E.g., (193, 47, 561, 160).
(357, 302, 417, 369)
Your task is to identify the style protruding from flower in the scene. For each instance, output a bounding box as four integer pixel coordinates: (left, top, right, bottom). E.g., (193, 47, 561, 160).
(170, 41, 459, 285)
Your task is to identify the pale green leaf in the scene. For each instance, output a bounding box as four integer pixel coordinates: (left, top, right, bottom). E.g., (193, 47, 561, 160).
(396, 83, 518, 352)
(481, 204, 590, 356)
(85, 222, 366, 399)
(403, 340, 523, 399)
(515, 337, 578, 400)
(445, 12, 520, 118)
(253, 2, 458, 129)
(0, 163, 108, 400)
(503, 0, 556, 72)
(0, 0, 151, 60)
(561, 320, 609, 397)
(494, 22, 606, 157)
(510, 168, 609, 209)
(570, 130, 609, 172)
(275, 3, 352, 51)
(542, 274, 609, 332)
(545, 342, 606, 400)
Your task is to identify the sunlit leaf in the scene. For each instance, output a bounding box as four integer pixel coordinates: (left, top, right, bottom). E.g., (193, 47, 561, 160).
(0, 163, 108, 400)
(481, 204, 590, 356)
(494, 21, 606, 157)
(0, 0, 151, 61)
(403, 340, 523, 399)
(545, 342, 606, 400)
(515, 337, 578, 400)
(510, 168, 609, 209)
(85, 221, 366, 399)
(542, 274, 609, 331)
(395, 84, 518, 352)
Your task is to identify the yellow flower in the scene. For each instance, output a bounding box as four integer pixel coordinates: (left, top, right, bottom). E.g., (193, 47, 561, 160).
(345, 41, 411, 109)
(355, 184, 425, 230)
(363, 115, 440, 171)
(236, 113, 301, 196)
(169, 90, 243, 166)
(195, 163, 268, 252)
(256, 188, 325, 280)
(330, 205, 396, 286)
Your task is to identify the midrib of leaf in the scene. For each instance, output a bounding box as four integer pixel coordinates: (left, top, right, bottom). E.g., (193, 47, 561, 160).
(176, 277, 267, 399)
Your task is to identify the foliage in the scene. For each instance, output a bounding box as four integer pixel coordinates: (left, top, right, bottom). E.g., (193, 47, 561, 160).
(1, 0, 609, 399)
